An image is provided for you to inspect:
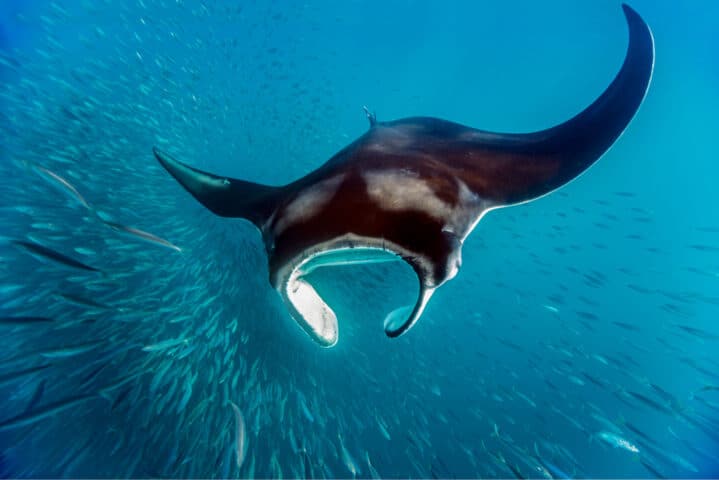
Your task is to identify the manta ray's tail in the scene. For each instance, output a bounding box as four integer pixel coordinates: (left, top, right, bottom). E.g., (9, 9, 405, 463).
(153, 148, 281, 227)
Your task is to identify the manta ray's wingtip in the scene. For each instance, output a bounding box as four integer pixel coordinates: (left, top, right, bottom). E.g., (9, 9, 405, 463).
(152, 146, 176, 170)
(152, 146, 175, 173)
(620, 4, 651, 36)
(621, 3, 639, 17)
(620, 2, 654, 56)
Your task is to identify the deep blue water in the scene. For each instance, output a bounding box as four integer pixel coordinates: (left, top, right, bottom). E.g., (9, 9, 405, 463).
(0, 1, 718, 478)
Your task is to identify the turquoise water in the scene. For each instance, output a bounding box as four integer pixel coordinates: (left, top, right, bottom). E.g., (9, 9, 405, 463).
(1, 1, 718, 478)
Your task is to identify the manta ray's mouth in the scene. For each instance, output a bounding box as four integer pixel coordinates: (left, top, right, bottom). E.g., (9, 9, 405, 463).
(279, 246, 425, 347)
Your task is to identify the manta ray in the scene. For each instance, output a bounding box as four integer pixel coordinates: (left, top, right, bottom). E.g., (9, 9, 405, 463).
(154, 4, 654, 347)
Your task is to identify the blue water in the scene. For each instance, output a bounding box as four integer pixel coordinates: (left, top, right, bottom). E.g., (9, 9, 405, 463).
(1, 1, 718, 478)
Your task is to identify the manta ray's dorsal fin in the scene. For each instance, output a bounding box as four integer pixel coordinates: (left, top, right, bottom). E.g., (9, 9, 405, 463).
(153, 148, 283, 228)
(363, 106, 377, 128)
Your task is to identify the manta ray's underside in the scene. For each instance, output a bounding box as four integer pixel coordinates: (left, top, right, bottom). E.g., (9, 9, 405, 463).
(154, 4, 654, 347)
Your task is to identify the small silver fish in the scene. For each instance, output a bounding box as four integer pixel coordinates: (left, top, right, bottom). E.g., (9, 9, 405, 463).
(33, 165, 91, 210)
(39, 340, 104, 359)
(229, 401, 247, 469)
(102, 221, 182, 252)
(141, 337, 190, 352)
(595, 431, 640, 453)
(0, 393, 97, 432)
(12, 240, 102, 273)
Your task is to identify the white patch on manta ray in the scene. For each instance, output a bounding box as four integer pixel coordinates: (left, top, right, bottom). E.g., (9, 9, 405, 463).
(450, 181, 488, 240)
(364, 126, 416, 154)
(273, 175, 345, 235)
(363, 169, 454, 221)
(363, 169, 488, 242)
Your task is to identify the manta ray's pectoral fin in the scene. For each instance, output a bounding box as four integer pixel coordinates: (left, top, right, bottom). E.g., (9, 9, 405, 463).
(153, 148, 283, 227)
(383, 285, 435, 338)
(454, 4, 654, 208)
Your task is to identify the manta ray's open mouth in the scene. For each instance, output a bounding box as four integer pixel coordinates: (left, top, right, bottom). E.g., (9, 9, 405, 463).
(280, 247, 426, 347)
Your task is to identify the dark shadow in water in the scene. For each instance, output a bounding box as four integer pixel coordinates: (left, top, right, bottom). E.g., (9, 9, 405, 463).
(0, 450, 9, 478)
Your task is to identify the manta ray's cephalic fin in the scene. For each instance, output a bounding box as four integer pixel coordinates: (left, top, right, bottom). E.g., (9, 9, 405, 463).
(362, 106, 377, 128)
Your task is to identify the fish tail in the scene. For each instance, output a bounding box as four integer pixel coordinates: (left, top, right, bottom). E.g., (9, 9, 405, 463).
(98, 388, 115, 404)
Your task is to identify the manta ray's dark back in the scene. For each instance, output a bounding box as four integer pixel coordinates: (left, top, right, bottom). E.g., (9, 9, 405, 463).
(153, 4, 654, 347)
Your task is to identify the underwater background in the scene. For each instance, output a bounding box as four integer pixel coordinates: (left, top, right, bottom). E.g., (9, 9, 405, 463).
(1, 0, 718, 478)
